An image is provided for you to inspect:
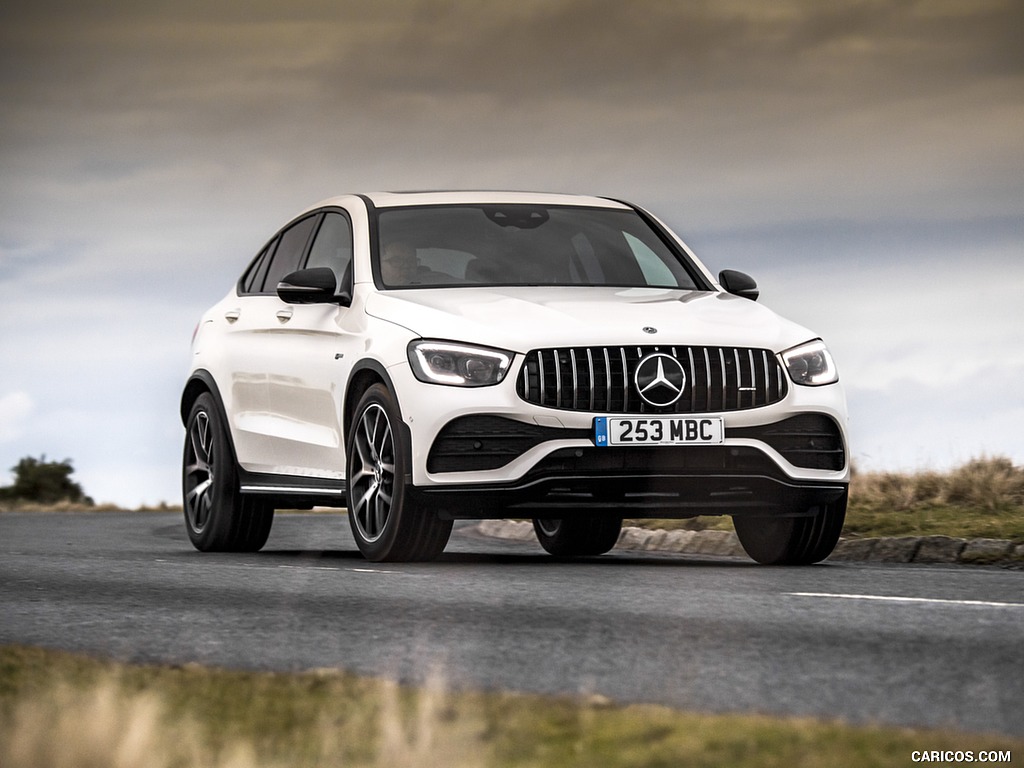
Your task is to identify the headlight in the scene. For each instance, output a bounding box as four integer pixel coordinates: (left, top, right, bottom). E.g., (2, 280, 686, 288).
(782, 340, 838, 386)
(408, 340, 514, 387)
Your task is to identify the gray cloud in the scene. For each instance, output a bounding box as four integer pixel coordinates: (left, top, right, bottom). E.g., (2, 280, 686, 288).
(4, 1, 1021, 237)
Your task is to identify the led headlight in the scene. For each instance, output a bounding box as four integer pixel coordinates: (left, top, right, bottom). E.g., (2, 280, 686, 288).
(408, 340, 513, 387)
(782, 339, 838, 386)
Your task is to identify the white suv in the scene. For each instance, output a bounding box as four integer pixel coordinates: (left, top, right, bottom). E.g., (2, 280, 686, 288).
(181, 192, 849, 564)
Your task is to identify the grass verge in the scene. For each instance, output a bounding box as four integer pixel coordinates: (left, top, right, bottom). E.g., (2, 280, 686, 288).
(631, 456, 1024, 542)
(2, 645, 1021, 768)
(4, 456, 1023, 542)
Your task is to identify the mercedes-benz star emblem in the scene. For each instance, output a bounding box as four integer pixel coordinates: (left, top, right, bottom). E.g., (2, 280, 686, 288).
(634, 353, 686, 407)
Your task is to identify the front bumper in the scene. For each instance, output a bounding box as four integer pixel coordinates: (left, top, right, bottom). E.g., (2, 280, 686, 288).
(414, 444, 847, 519)
(389, 354, 849, 517)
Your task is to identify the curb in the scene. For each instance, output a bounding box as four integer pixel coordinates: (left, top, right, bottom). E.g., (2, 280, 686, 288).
(473, 520, 1024, 566)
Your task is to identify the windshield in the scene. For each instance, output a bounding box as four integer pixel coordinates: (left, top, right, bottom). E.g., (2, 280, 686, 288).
(375, 205, 706, 290)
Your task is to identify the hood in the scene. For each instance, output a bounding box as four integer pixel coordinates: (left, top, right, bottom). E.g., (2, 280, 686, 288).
(364, 286, 817, 353)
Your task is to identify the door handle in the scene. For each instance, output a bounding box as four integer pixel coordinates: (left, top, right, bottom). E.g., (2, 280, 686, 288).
(276, 308, 294, 323)
(224, 309, 240, 323)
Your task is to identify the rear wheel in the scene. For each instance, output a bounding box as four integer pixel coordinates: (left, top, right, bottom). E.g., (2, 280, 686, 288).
(346, 384, 452, 562)
(532, 516, 623, 557)
(182, 393, 274, 552)
(732, 490, 847, 565)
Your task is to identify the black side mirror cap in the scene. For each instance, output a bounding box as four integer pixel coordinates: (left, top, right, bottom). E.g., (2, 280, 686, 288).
(277, 267, 347, 305)
(719, 269, 759, 301)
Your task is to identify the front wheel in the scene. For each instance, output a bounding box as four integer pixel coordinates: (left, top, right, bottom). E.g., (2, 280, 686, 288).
(532, 516, 623, 557)
(732, 490, 847, 565)
(182, 393, 274, 552)
(346, 384, 452, 562)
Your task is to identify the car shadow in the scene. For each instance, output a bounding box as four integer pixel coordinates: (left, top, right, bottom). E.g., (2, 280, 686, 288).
(252, 547, 760, 568)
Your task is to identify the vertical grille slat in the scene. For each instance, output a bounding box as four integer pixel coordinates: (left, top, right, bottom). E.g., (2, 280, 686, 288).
(537, 351, 546, 406)
(620, 347, 629, 413)
(602, 348, 612, 412)
(518, 345, 788, 414)
(553, 349, 562, 408)
(586, 348, 595, 411)
(686, 348, 697, 409)
(719, 349, 728, 411)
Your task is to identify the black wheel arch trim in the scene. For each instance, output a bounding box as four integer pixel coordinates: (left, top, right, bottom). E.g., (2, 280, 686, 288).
(180, 370, 243, 488)
(344, 358, 415, 481)
(344, 359, 399, 429)
(181, 370, 227, 426)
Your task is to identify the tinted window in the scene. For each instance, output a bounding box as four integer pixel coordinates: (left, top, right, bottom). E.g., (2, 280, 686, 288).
(375, 206, 703, 290)
(240, 238, 278, 294)
(305, 212, 353, 290)
(261, 215, 319, 293)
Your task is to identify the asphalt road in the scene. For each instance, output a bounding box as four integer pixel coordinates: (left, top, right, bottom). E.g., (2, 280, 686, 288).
(1, 512, 1022, 736)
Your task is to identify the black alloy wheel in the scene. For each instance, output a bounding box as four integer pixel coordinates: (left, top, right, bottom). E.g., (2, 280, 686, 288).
(182, 392, 273, 552)
(346, 384, 452, 561)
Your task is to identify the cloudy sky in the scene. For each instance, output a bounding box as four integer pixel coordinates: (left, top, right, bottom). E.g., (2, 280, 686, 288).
(1, 0, 1022, 506)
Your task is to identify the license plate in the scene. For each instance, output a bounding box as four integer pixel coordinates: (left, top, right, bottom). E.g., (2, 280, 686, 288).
(594, 416, 724, 447)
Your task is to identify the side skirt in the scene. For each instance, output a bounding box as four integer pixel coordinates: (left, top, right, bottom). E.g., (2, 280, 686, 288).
(237, 468, 347, 509)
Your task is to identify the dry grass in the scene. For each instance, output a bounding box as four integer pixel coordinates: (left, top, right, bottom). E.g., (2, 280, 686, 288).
(845, 456, 1024, 541)
(2, 646, 1021, 768)
(631, 456, 1024, 542)
(0, 500, 183, 514)
(851, 456, 1024, 512)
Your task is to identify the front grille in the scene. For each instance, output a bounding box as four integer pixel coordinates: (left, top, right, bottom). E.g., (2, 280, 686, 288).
(517, 345, 787, 414)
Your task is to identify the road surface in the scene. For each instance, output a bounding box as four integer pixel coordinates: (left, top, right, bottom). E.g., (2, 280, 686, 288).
(1, 511, 1021, 736)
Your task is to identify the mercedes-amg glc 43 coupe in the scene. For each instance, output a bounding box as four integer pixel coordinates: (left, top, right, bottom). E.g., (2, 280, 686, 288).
(181, 192, 849, 563)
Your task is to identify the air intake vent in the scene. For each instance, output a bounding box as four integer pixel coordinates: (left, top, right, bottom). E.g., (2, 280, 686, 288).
(516, 346, 787, 414)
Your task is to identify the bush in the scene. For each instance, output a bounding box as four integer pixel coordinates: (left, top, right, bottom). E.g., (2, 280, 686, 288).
(943, 456, 1024, 510)
(0, 455, 93, 506)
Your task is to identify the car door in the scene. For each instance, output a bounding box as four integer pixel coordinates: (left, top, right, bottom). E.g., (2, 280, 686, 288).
(263, 209, 357, 478)
(213, 237, 281, 474)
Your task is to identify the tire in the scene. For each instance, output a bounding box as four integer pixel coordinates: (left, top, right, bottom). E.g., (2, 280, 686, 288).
(732, 490, 847, 565)
(182, 393, 274, 552)
(346, 384, 452, 562)
(532, 516, 623, 557)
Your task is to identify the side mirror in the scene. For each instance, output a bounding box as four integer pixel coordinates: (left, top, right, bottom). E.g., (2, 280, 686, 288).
(719, 269, 759, 301)
(277, 267, 344, 305)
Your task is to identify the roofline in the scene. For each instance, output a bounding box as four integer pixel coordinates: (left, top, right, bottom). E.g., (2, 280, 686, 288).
(307, 190, 633, 210)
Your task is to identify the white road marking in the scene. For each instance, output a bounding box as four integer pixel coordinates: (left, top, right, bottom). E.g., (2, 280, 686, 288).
(276, 565, 402, 574)
(789, 592, 1024, 609)
(277, 565, 341, 571)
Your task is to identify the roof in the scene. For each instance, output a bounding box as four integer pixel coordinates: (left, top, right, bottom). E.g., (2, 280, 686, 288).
(312, 190, 632, 211)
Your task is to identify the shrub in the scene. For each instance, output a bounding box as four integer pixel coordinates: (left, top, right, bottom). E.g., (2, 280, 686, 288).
(0, 455, 93, 506)
(851, 456, 1023, 512)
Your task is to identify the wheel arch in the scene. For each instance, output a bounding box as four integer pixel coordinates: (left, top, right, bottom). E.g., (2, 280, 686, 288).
(180, 370, 226, 425)
(180, 370, 243, 481)
(343, 360, 399, 437)
(343, 360, 418, 478)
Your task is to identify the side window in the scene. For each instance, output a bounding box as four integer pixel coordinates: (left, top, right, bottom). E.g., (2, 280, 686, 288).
(260, 215, 319, 293)
(240, 238, 278, 294)
(305, 212, 353, 289)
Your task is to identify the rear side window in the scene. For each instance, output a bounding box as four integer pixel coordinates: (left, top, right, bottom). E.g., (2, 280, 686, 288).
(240, 238, 279, 294)
(260, 215, 319, 293)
